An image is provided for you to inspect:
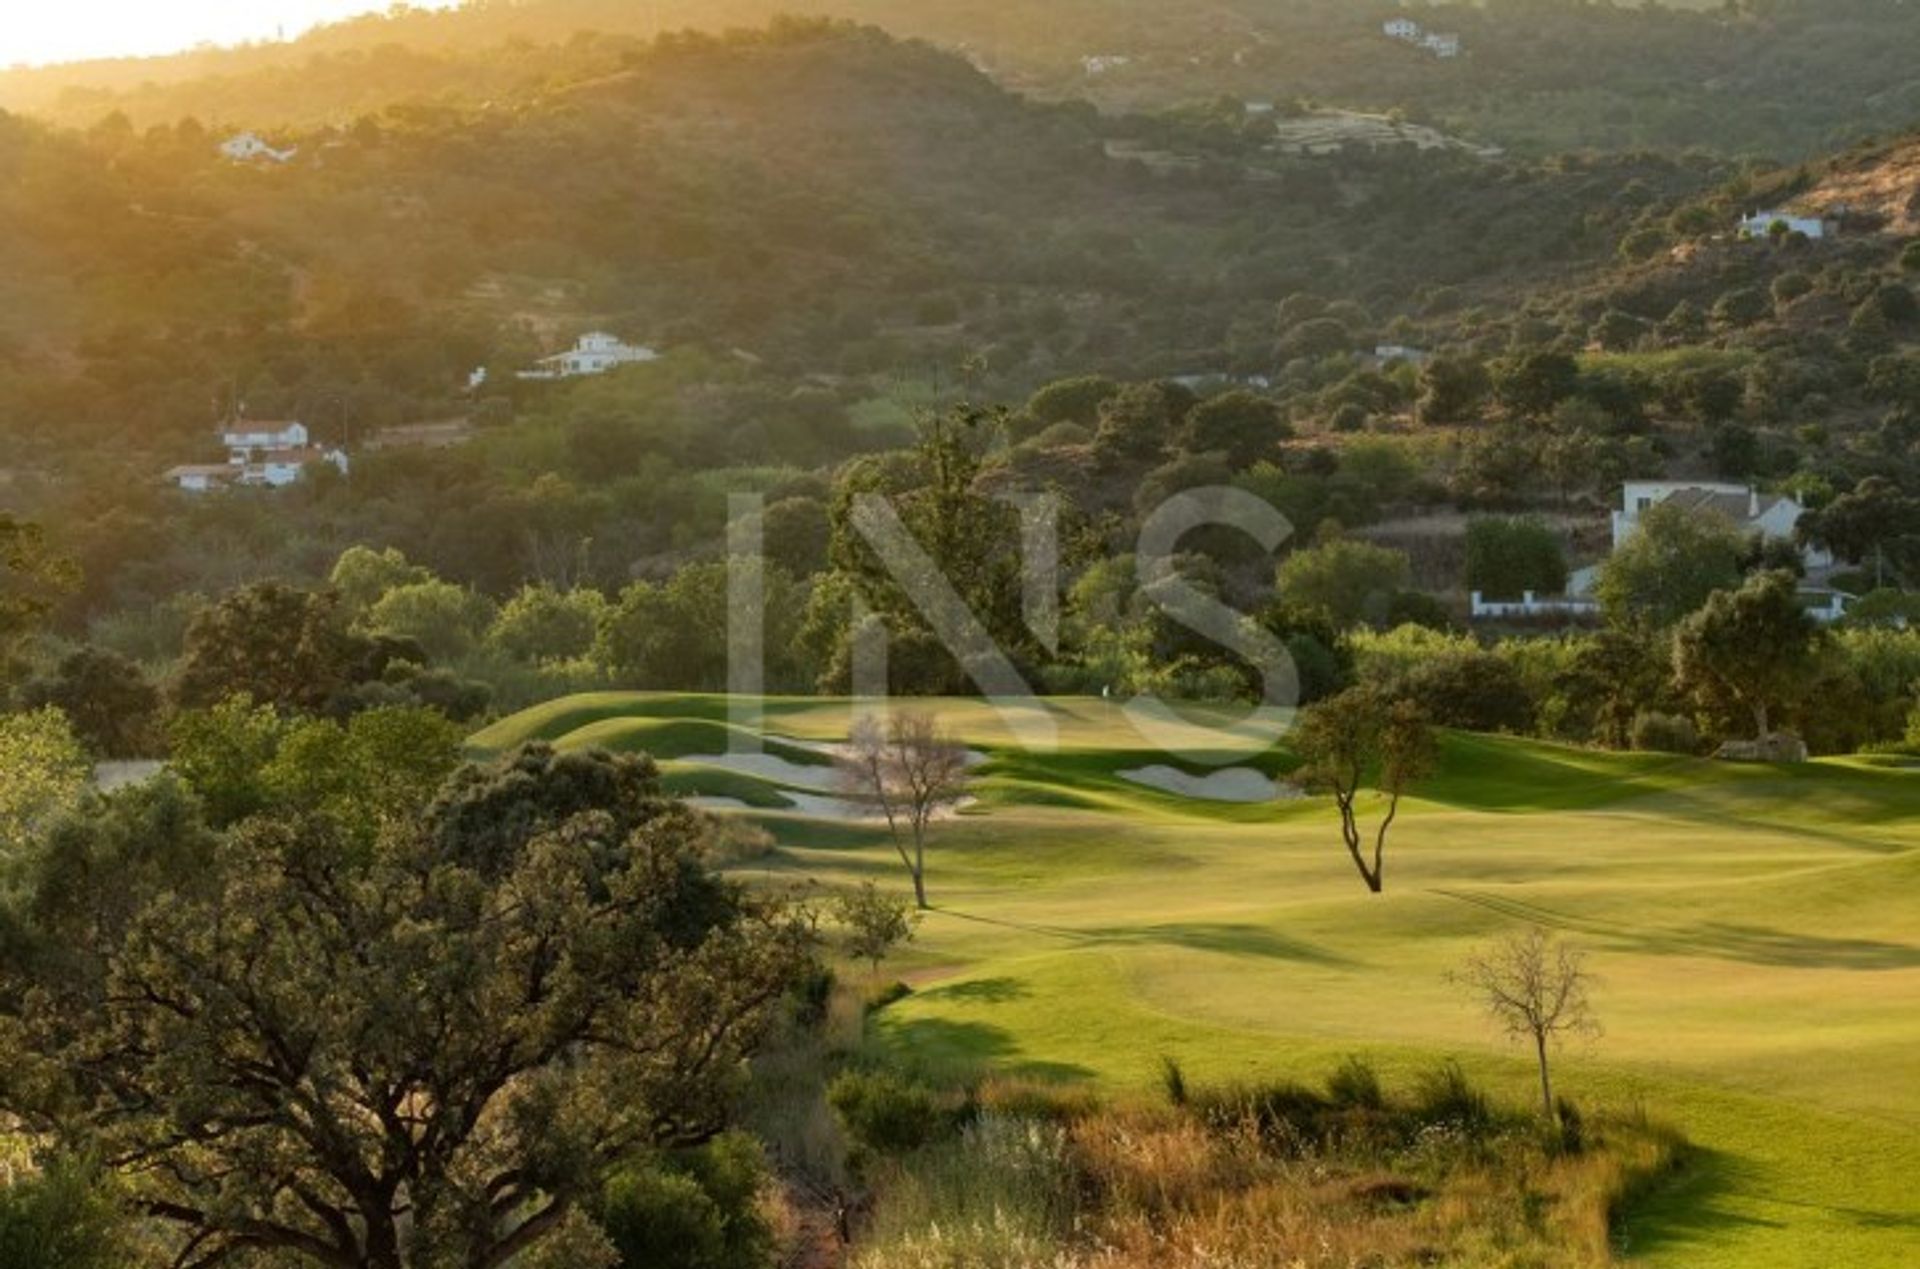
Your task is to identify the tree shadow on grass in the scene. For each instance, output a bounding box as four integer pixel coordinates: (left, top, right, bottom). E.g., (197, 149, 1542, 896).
(1622, 1144, 1920, 1261)
(1437, 890, 1920, 970)
(918, 976, 1029, 1004)
(939, 910, 1356, 967)
(1619, 1146, 1784, 1260)
(873, 1015, 1095, 1084)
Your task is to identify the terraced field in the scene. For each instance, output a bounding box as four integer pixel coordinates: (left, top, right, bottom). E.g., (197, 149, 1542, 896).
(473, 693, 1920, 1266)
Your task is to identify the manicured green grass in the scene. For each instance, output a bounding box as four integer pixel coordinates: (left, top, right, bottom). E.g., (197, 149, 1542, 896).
(480, 693, 1920, 1265)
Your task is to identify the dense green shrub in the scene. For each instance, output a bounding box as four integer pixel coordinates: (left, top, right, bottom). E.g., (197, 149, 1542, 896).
(829, 1070, 964, 1155)
(1465, 516, 1569, 600)
(1326, 1056, 1385, 1111)
(1412, 1061, 1496, 1134)
(1403, 652, 1537, 734)
(1631, 711, 1700, 755)
(0, 1158, 127, 1269)
(600, 1135, 775, 1269)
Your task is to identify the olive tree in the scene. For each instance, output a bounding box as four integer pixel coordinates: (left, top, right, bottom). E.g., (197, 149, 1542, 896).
(1291, 686, 1436, 893)
(1672, 569, 1821, 740)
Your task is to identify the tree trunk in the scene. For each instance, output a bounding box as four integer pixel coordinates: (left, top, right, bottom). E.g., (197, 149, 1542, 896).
(911, 832, 928, 909)
(1754, 700, 1770, 740)
(1535, 1031, 1553, 1118)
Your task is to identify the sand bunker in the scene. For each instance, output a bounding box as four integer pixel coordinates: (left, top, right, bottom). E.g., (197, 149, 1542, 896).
(681, 751, 839, 790)
(1117, 765, 1299, 803)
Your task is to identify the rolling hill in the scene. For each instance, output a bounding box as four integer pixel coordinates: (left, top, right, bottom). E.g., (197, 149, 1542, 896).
(7, 1, 1920, 158)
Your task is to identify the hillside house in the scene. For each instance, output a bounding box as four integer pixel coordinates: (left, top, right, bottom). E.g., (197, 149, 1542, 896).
(1560, 480, 1835, 599)
(222, 421, 309, 457)
(164, 464, 237, 494)
(219, 132, 296, 163)
(1739, 211, 1826, 240)
(1610, 481, 1828, 566)
(165, 420, 348, 493)
(517, 332, 660, 380)
(1383, 18, 1461, 57)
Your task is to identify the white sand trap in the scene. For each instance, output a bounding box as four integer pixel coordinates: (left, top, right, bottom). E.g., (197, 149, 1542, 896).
(682, 752, 839, 791)
(688, 796, 754, 812)
(774, 735, 990, 769)
(1118, 765, 1298, 803)
(693, 790, 980, 821)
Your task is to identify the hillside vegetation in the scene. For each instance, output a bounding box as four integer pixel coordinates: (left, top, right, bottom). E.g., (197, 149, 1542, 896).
(7, 0, 1920, 158)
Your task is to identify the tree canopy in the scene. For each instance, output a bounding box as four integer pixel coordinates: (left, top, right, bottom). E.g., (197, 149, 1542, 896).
(0, 744, 815, 1268)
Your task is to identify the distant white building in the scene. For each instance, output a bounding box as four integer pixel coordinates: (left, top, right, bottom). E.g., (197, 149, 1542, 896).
(1609, 481, 1826, 564)
(1739, 211, 1825, 240)
(1373, 343, 1430, 366)
(164, 464, 238, 494)
(219, 132, 297, 164)
(1081, 55, 1133, 76)
(517, 332, 660, 380)
(166, 419, 347, 493)
(222, 421, 309, 457)
(1470, 591, 1600, 622)
(1383, 18, 1460, 56)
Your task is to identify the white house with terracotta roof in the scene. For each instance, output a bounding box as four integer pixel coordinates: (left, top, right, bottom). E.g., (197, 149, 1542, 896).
(165, 420, 348, 493)
(517, 332, 660, 380)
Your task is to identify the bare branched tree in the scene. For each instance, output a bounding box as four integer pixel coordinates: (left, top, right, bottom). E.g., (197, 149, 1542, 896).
(835, 711, 971, 909)
(1456, 926, 1601, 1116)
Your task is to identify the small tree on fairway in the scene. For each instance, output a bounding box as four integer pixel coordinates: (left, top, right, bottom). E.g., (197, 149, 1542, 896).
(835, 711, 970, 909)
(1291, 686, 1436, 893)
(1672, 570, 1821, 740)
(835, 881, 921, 975)
(1457, 927, 1600, 1117)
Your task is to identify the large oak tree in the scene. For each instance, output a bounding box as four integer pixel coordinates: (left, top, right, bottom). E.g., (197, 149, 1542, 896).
(0, 744, 813, 1268)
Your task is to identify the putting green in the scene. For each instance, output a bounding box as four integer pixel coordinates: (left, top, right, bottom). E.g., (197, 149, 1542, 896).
(479, 694, 1920, 1266)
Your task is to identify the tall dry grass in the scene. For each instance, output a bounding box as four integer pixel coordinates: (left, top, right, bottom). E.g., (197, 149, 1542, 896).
(844, 1062, 1686, 1269)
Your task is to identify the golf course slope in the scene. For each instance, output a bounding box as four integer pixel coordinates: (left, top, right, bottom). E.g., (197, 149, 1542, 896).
(475, 692, 1920, 1267)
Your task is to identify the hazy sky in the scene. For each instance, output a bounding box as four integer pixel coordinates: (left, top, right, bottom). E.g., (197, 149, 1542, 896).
(2, 1, 462, 69)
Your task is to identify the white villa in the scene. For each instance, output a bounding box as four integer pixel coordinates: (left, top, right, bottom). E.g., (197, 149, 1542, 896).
(1478, 481, 1852, 625)
(165, 420, 348, 493)
(517, 332, 661, 380)
(222, 420, 310, 456)
(219, 132, 297, 164)
(1739, 211, 1826, 240)
(1608, 481, 1828, 567)
(1383, 18, 1462, 57)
